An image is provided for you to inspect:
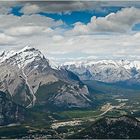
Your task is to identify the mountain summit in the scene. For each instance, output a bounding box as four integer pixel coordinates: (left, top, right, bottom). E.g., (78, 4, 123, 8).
(0, 46, 45, 68)
(0, 46, 92, 109)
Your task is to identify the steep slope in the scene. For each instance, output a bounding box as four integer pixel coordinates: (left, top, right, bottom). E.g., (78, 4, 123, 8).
(0, 91, 25, 126)
(0, 46, 92, 109)
(68, 115, 140, 139)
(63, 59, 140, 84)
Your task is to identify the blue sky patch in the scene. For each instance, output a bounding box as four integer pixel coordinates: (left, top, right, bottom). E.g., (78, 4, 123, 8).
(10, 6, 23, 16)
(132, 23, 140, 31)
(11, 5, 122, 26)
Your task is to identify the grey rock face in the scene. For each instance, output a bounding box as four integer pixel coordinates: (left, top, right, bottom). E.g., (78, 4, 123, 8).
(0, 46, 91, 109)
(48, 84, 91, 109)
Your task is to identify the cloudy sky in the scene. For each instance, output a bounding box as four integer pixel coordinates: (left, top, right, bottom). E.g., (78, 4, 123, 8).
(1, 1, 140, 62)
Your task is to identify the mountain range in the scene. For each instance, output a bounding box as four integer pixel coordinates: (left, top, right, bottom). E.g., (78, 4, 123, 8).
(1, 46, 140, 139)
(62, 59, 140, 87)
(0, 46, 93, 125)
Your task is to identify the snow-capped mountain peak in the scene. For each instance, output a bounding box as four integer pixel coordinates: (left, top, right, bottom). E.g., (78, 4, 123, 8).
(0, 46, 45, 68)
(20, 45, 35, 52)
(62, 59, 140, 83)
(0, 46, 91, 109)
(63, 59, 140, 70)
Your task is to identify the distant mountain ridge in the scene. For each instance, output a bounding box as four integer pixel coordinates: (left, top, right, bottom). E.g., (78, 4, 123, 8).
(62, 59, 140, 84)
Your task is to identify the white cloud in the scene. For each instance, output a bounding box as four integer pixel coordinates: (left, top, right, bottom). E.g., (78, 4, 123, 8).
(18, 32, 140, 61)
(0, 2, 17, 15)
(52, 35, 64, 42)
(18, 1, 140, 15)
(70, 7, 140, 34)
(0, 14, 63, 39)
(19, 1, 101, 14)
(0, 13, 63, 49)
(0, 33, 16, 45)
(0, 14, 63, 29)
(20, 3, 41, 14)
(0, 5, 140, 62)
(5, 26, 45, 36)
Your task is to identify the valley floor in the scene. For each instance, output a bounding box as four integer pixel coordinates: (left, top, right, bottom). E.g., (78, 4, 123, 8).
(1, 80, 140, 139)
(1, 97, 140, 139)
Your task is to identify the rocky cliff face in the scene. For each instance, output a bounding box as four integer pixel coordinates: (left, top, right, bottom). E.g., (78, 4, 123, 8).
(0, 46, 92, 109)
(0, 91, 25, 126)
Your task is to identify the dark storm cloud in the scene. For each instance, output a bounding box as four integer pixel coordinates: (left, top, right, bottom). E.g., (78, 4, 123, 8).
(18, 1, 140, 14)
(19, 1, 101, 14)
(1, 1, 140, 14)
